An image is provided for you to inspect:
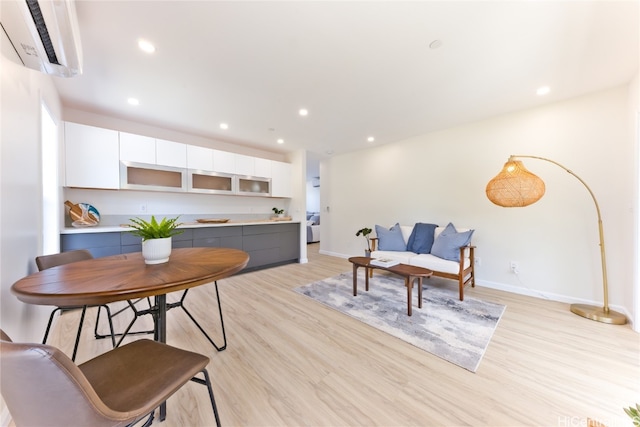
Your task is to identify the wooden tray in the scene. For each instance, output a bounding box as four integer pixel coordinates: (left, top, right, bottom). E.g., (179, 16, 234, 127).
(196, 218, 230, 223)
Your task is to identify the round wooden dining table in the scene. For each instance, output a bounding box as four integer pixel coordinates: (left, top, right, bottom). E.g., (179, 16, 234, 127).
(11, 247, 250, 345)
(12, 247, 249, 421)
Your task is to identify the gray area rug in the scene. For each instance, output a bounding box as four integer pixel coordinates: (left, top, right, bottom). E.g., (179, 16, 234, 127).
(294, 271, 506, 372)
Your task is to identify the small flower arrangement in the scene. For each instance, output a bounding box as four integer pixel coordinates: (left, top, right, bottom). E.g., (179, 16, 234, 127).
(272, 207, 284, 215)
(128, 216, 183, 241)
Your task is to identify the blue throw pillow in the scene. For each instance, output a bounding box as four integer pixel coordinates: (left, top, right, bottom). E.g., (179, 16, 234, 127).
(406, 223, 438, 254)
(375, 223, 406, 251)
(431, 223, 474, 261)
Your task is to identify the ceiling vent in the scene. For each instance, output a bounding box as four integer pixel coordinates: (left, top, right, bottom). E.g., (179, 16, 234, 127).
(1, 0, 83, 77)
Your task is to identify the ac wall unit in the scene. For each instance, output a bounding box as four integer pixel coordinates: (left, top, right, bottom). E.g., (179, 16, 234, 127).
(1, 0, 83, 77)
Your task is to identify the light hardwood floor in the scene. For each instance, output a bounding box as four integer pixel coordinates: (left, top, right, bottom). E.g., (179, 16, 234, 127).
(46, 243, 640, 427)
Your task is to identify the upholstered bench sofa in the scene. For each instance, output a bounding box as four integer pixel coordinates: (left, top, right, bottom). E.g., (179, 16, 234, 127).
(370, 222, 476, 301)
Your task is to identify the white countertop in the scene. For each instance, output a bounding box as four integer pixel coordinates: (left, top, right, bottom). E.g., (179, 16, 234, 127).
(61, 219, 299, 234)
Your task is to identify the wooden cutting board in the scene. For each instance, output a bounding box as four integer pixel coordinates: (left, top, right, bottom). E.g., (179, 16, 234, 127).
(65, 200, 98, 224)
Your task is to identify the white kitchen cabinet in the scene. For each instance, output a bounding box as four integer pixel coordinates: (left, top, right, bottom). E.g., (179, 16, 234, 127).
(213, 149, 235, 174)
(119, 132, 155, 163)
(271, 160, 292, 198)
(187, 145, 214, 171)
(64, 122, 120, 189)
(254, 157, 272, 178)
(156, 139, 187, 168)
(235, 154, 255, 176)
(120, 133, 186, 168)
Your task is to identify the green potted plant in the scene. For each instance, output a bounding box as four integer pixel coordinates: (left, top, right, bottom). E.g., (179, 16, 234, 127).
(625, 403, 640, 426)
(272, 207, 285, 218)
(129, 215, 183, 264)
(356, 227, 373, 257)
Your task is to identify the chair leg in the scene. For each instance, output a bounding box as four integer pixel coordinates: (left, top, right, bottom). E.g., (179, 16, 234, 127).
(42, 307, 63, 344)
(71, 306, 88, 362)
(94, 305, 117, 348)
(190, 369, 222, 427)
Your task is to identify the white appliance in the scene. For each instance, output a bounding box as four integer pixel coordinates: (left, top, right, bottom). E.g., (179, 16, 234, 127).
(0, 0, 82, 77)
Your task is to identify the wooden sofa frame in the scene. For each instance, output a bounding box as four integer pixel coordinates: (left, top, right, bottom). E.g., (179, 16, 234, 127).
(370, 237, 476, 301)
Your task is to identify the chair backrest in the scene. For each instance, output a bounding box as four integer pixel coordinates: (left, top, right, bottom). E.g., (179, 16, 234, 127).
(35, 249, 93, 271)
(0, 329, 131, 427)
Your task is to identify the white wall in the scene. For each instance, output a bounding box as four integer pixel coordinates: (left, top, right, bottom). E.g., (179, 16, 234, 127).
(630, 72, 640, 331)
(0, 32, 63, 342)
(322, 84, 635, 319)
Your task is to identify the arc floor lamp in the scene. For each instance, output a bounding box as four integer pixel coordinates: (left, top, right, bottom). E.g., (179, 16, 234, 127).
(485, 155, 627, 325)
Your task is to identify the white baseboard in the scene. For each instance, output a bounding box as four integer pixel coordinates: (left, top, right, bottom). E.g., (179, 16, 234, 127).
(475, 278, 633, 327)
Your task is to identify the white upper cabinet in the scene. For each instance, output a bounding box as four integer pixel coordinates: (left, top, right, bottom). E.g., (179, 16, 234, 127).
(64, 122, 120, 189)
(271, 160, 292, 198)
(187, 145, 214, 171)
(156, 139, 187, 168)
(119, 132, 155, 163)
(234, 154, 254, 176)
(235, 155, 272, 178)
(212, 149, 235, 174)
(65, 122, 291, 197)
(119, 133, 187, 168)
(254, 157, 272, 178)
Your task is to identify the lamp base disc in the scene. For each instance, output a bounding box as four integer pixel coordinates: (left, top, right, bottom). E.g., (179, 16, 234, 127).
(570, 304, 627, 325)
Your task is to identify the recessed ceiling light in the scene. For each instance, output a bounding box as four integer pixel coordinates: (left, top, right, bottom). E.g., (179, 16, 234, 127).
(127, 97, 139, 106)
(536, 86, 550, 96)
(367, 136, 375, 142)
(138, 39, 156, 54)
(277, 139, 284, 144)
(299, 108, 308, 117)
(326, 150, 334, 155)
(219, 123, 229, 130)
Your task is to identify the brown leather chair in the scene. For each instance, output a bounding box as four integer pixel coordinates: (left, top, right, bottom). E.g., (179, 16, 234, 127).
(35, 249, 116, 361)
(0, 329, 222, 427)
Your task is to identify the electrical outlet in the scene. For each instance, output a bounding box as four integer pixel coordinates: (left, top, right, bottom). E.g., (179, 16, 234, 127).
(474, 257, 481, 266)
(139, 204, 147, 213)
(510, 261, 519, 274)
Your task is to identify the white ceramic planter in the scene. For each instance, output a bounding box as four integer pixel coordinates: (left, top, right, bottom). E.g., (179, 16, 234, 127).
(142, 237, 172, 264)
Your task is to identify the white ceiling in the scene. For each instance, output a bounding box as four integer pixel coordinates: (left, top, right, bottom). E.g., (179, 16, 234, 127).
(53, 1, 638, 160)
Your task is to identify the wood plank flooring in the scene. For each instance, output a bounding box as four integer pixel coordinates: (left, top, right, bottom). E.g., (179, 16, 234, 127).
(46, 243, 640, 427)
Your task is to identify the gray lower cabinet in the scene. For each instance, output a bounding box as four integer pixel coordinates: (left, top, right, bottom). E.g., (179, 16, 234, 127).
(60, 223, 300, 271)
(242, 223, 299, 269)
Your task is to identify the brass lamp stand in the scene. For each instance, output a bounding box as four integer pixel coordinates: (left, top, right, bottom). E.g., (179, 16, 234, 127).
(486, 155, 627, 325)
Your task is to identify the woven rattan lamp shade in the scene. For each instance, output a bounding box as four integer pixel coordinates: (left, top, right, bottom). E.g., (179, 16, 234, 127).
(486, 158, 545, 207)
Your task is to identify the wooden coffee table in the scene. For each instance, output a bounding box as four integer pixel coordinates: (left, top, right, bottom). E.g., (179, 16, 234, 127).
(348, 257, 433, 316)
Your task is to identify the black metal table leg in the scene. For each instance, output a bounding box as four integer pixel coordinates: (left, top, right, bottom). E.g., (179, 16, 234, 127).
(154, 294, 168, 421)
(173, 282, 227, 351)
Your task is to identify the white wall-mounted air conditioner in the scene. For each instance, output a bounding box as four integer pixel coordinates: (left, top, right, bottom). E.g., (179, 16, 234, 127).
(0, 0, 82, 77)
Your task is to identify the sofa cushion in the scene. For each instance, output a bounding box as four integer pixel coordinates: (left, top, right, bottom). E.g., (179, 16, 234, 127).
(410, 253, 470, 274)
(430, 222, 474, 262)
(375, 223, 406, 251)
(406, 223, 438, 254)
(371, 250, 416, 265)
